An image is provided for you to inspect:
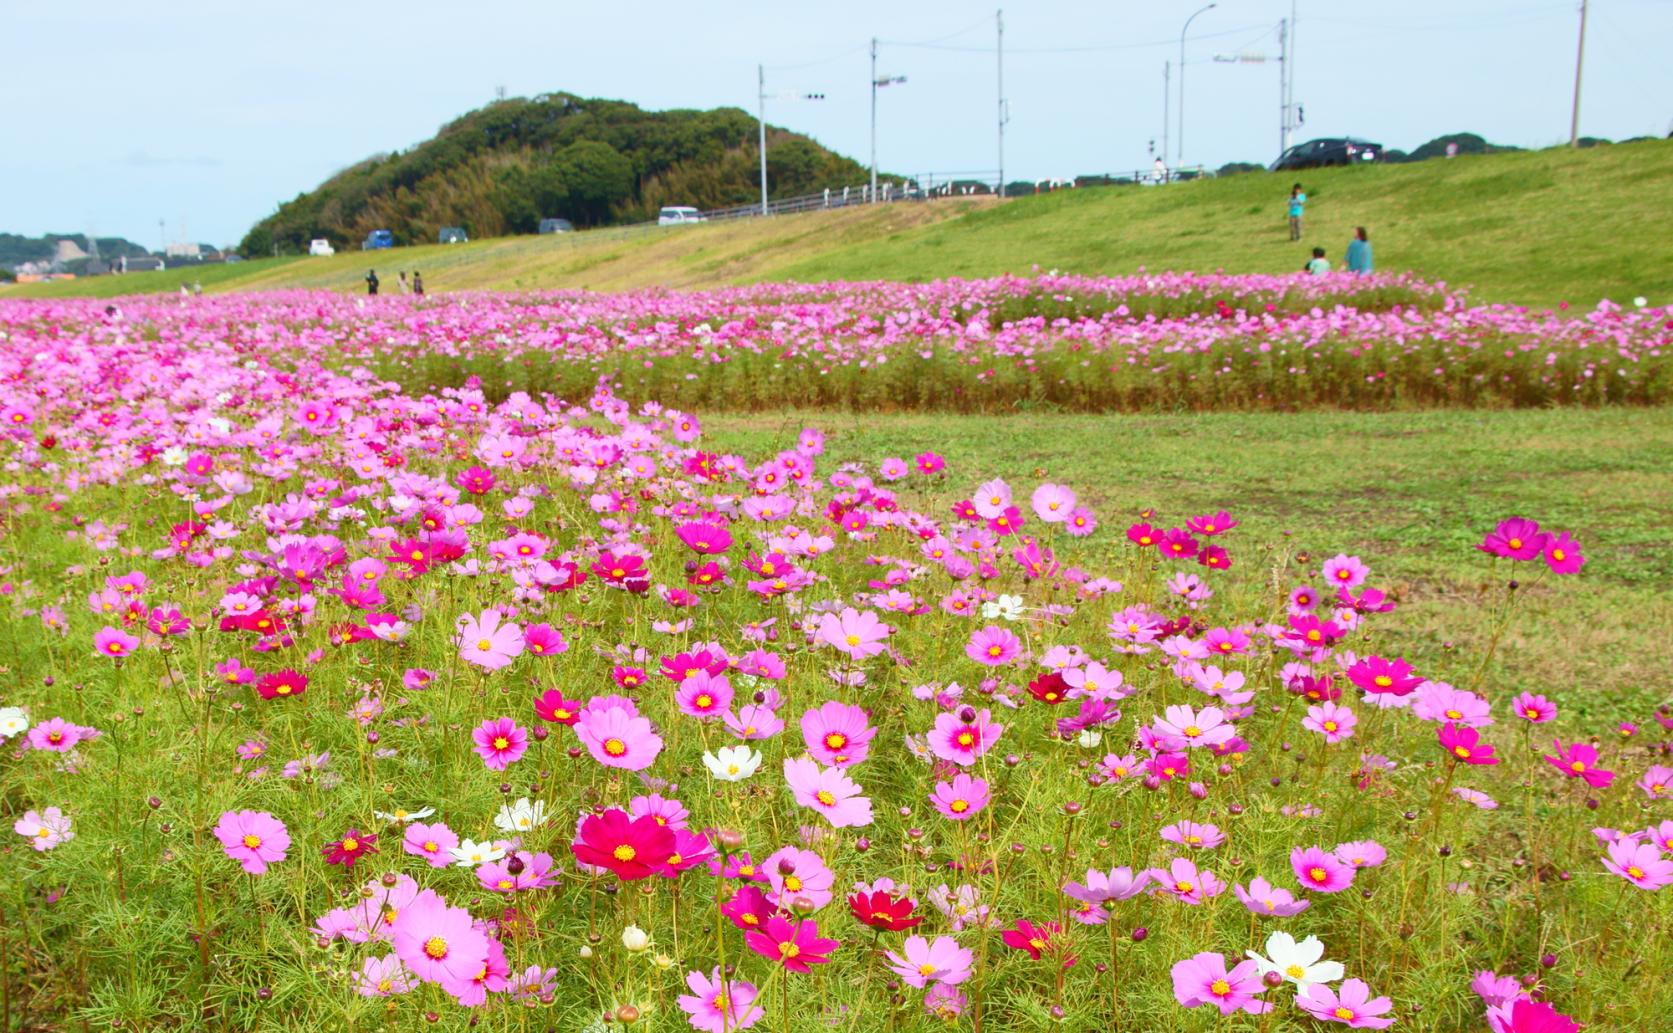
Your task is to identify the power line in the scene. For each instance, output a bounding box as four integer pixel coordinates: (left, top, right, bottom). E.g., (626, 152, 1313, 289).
(880, 22, 1271, 55)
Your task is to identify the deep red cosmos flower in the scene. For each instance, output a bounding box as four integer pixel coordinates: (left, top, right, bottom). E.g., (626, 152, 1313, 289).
(570, 807, 674, 881)
(848, 889, 923, 932)
(322, 828, 377, 868)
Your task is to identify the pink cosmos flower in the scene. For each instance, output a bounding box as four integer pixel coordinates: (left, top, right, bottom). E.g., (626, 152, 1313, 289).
(1171, 952, 1271, 1015)
(1292, 846, 1355, 893)
(471, 717, 529, 770)
(1544, 740, 1615, 788)
(1030, 483, 1077, 523)
(1063, 867, 1149, 924)
(356, 954, 417, 997)
(885, 935, 974, 988)
(677, 967, 764, 1032)
(929, 774, 990, 821)
(816, 607, 890, 659)
(927, 708, 1003, 766)
(965, 625, 1022, 666)
(1332, 840, 1387, 869)
(1638, 765, 1673, 800)
(1512, 692, 1557, 724)
(26, 717, 98, 753)
(1486, 997, 1580, 1033)
(1152, 704, 1234, 749)
(1320, 553, 1369, 589)
(388, 889, 492, 987)
(403, 822, 460, 868)
(801, 701, 875, 767)
(783, 757, 874, 828)
(1149, 857, 1225, 905)
(1412, 682, 1493, 727)
(456, 609, 525, 670)
(522, 623, 568, 657)
(1298, 978, 1395, 1028)
(677, 671, 734, 720)
(1233, 877, 1310, 916)
(763, 846, 836, 908)
(1303, 701, 1357, 743)
(1602, 839, 1673, 890)
(93, 625, 140, 658)
(576, 705, 663, 770)
(1186, 510, 1239, 536)
(14, 807, 74, 851)
(1346, 655, 1422, 697)
(1161, 821, 1224, 849)
(212, 809, 290, 874)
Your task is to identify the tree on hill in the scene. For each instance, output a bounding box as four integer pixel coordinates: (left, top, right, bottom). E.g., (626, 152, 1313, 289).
(1402, 133, 1522, 162)
(240, 94, 876, 254)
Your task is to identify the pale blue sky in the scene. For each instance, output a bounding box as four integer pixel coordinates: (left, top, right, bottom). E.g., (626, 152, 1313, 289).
(4, 0, 1670, 246)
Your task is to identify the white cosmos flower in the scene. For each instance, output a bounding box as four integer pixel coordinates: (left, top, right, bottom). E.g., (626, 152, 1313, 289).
(372, 805, 435, 824)
(1246, 931, 1345, 991)
(980, 594, 1025, 622)
(494, 797, 549, 833)
(160, 446, 188, 467)
(0, 706, 30, 739)
(450, 838, 506, 867)
(1632, 296, 1648, 307)
(702, 744, 763, 782)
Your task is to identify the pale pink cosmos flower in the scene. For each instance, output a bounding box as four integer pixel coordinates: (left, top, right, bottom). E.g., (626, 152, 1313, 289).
(1602, 839, 1673, 890)
(783, 757, 874, 828)
(403, 822, 460, 868)
(389, 889, 491, 987)
(356, 954, 418, 997)
(1303, 701, 1357, 743)
(1149, 857, 1225, 905)
(971, 479, 1013, 519)
(1171, 952, 1271, 1015)
(815, 607, 889, 659)
(1030, 483, 1077, 523)
(885, 935, 974, 988)
(677, 967, 763, 1032)
(15, 807, 74, 851)
(455, 609, 525, 670)
(965, 625, 1022, 666)
(1233, 877, 1310, 916)
(1152, 704, 1234, 749)
(212, 809, 290, 874)
(576, 705, 663, 770)
(1297, 978, 1395, 1028)
(929, 774, 990, 821)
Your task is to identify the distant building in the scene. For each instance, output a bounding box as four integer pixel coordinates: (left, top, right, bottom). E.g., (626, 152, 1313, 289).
(119, 256, 166, 272)
(164, 241, 202, 259)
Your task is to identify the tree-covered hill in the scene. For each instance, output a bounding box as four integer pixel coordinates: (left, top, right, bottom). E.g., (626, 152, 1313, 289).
(239, 93, 876, 255)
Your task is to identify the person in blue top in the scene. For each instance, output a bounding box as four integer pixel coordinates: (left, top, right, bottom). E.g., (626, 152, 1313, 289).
(1288, 183, 1307, 241)
(1305, 247, 1331, 275)
(1345, 227, 1373, 274)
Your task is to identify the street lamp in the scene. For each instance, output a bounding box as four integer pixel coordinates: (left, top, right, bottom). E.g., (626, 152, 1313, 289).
(870, 37, 907, 202)
(1178, 3, 1217, 169)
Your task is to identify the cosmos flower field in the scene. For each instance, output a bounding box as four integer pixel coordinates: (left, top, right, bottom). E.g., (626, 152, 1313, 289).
(0, 280, 1669, 1032)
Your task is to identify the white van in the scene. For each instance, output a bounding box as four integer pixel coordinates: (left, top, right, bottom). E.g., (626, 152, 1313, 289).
(308, 239, 335, 256)
(658, 206, 705, 226)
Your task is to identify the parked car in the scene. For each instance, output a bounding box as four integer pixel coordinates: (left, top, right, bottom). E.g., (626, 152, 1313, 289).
(438, 227, 468, 244)
(538, 218, 574, 234)
(308, 239, 335, 257)
(362, 230, 394, 250)
(658, 206, 705, 226)
(1270, 138, 1383, 171)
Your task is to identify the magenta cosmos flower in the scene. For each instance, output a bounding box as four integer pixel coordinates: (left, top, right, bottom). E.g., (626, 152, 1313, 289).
(389, 888, 492, 987)
(1486, 997, 1580, 1033)
(815, 607, 889, 659)
(26, 717, 98, 753)
(783, 757, 873, 828)
(1543, 740, 1614, 788)
(455, 608, 525, 670)
(927, 708, 1003, 766)
(1602, 840, 1673, 890)
(1542, 531, 1584, 575)
(1292, 846, 1355, 893)
(576, 704, 663, 770)
(1171, 952, 1271, 1015)
(1298, 978, 1395, 1028)
(885, 935, 974, 988)
(1438, 722, 1500, 765)
(677, 967, 763, 1033)
(1477, 517, 1548, 561)
(743, 915, 839, 973)
(800, 700, 875, 767)
(471, 717, 529, 770)
(966, 625, 1022, 666)
(929, 774, 990, 821)
(213, 809, 290, 874)
(676, 671, 734, 720)
(1511, 692, 1557, 724)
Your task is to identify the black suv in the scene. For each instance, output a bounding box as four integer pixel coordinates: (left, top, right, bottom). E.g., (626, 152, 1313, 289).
(1270, 138, 1383, 171)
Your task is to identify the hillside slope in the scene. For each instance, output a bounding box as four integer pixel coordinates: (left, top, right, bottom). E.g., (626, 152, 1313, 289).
(10, 140, 1670, 307)
(239, 93, 880, 255)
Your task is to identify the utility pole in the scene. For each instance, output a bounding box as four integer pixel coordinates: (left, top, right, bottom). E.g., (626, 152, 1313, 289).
(1178, 4, 1217, 168)
(1286, 0, 1299, 146)
(1569, 0, 1589, 147)
(870, 38, 879, 200)
(1278, 19, 1289, 152)
(758, 64, 769, 216)
(1162, 61, 1170, 166)
(995, 10, 1006, 198)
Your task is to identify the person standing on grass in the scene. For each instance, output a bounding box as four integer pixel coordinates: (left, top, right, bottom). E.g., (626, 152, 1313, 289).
(1305, 247, 1330, 275)
(1345, 227, 1373, 274)
(412, 271, 424, 296)
(1288, 183, 1307, 240)
(398, 271, 411, 294)
(366, 269, 379, 296)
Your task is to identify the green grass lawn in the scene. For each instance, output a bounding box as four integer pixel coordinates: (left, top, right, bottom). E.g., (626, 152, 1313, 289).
(706, 406, 1673, 717)
(8, 140, 1671, 308)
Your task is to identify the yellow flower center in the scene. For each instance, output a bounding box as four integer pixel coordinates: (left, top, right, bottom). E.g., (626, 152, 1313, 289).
(956, 731, 975, 747)
(779, 943, 801, 959)
(241, 834, 262, 849)
(816, 790, 837, 807)
(476, 638, 492, 651)
(1627, 865, 1645, 879)
(1184, 725, 1202, 738)
(1175, 881, 1194, 894)
(604, 738, 627, 757)
(1209, 979, 1231, 996)
(1334, 1007, 1355, 1020)
(950, 799, 970, 813)
(1323, 721, 1338, 732)
(784, 876, 802, 892)
(341, 838, 359, 852)
(423, 936, 448, 959)
(492, 736, 510, 750)
(613, 845, 636, 862)
(1285, 964, 1306, 979)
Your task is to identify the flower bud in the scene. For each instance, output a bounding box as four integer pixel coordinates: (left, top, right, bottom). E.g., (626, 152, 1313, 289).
(621, 925, 649, 952)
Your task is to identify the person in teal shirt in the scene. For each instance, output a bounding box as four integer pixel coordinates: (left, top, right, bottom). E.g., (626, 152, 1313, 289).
(1288, 183, 1307, 240)
(1345, 227, 1373, 273)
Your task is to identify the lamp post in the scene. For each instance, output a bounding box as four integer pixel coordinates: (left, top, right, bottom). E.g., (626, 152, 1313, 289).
(870, 38, 906, 201)
(1178, 3, 1217, 168)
